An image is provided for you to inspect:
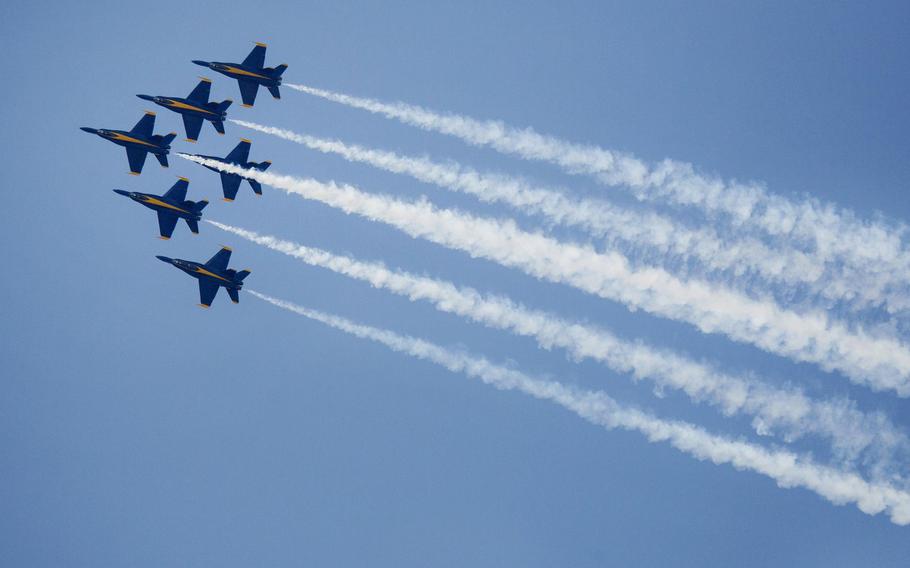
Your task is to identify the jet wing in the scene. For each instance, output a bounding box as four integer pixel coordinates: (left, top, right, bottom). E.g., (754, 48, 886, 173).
(162, 178, 189, 202)
(125, 147, 148, 175)
(220, 172, 243, 201)
(182, 114, 204, 142)
(156, 211, 179, 239)
(238, 79, 259, 107)
(204, 246, 232, 271)
(242, 43, 267, 69)
(198, 280, 219, 308)
(187, 78, 212, 103)
(130, 112, 156, 136)
(225, 139, 251, 164)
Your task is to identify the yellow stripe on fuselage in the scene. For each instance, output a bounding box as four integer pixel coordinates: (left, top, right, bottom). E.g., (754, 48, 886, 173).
(165, 99, 215, 115)
(142, 196, 190, 214)
(109, 132, 158, 147)
(224, 66, 268, 79)
(193, 266, 231, 282)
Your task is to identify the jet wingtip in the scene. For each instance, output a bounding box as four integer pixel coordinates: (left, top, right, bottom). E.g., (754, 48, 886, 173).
(197, 303, 211, 309)
(177, 176, 190, 182)
(241, 104, 254, 108)
(255, 41, 268, 47)
(158, 236, 171, 240)
(220, 245, 233, 251)
(240, 138, 252, 143)
(128, 171, 141, 176)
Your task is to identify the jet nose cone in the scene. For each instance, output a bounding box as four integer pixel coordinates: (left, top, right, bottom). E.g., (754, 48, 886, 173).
(156, 255, 173, 263)
(192, 60, 210, 67)
(136, 94, 155, 101)
(113, 189, 130, 197)
(80, 127, 97, 134)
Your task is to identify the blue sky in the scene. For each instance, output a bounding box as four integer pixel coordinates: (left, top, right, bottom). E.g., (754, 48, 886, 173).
(2, 1, 909, 565)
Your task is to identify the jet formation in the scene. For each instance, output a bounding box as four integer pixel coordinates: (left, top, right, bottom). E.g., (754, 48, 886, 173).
(84, 42, 287, 306)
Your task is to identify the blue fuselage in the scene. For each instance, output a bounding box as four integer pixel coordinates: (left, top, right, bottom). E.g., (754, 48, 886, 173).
(190, 154, 256, 180)
(199, 61, 280, 88)
(81, 127, 169, 155)
(138, 95, 225, 122)
(157, 257, 241, 289)
(114, 190, 199, 220)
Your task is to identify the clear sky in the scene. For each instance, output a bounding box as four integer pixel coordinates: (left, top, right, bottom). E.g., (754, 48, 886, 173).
(2, 1, 909, 566)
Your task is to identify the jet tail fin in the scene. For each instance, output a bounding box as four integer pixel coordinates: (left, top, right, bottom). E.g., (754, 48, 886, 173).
(155, 153, 169, 168)
(191, 199, 209, 212)
(159, 132, 177, 146)
(255, 160, 272, 171)
(215, 99, 233, 112)
(267, 85, 281, 99)
(233, 269, 252, 282)
(270, 64, 288, 77)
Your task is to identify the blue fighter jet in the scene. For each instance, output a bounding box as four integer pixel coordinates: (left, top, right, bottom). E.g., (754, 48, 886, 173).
(193, 42, 287, 108)
(184, 138, 271, 201)
(157, 246, 250, 308)
(81, 112, 176, 175)
(113, 177, 208, 239)
(137, 78, 232, 142)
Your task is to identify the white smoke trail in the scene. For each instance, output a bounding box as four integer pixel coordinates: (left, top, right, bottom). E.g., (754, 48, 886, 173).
(230, 119, 839, 300)
(178, 154, 910, 395)
(286, 83, 910, 315)
(248, 289, 910, 525)
(211, 220, 909, 474)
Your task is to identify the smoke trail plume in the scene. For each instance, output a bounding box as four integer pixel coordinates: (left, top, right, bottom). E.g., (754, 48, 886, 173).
(230, 119, 842, 301)
(249, 290, 910, 525)
(286, 83, 910, 315)
(211, 220, 909, 474)
(178, 154, 910, 394)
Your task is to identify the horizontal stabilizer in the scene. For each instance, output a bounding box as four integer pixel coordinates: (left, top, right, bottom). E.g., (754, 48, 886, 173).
(248, 180, 262, 195)
(270, 64, 288, 77)
(185, 218, 199, 234)
(212, 120, 225, 135)
(267, 85, 281, 99)
(254, 160, 271, 171)
(227, 288, 240, 304)
(158, 132, 177, 146)
(233, 269, 251, 282)
(155, 153, 169, 168)
(190, 199, 209, 212)
(215, 100, 233, 112)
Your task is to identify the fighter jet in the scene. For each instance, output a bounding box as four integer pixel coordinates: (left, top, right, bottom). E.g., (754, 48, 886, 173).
(137, 78, 232, 142)
(81, 112, 176, 175)
(113, 177, 208, 240)
(184, 138, 271, 201)
(193, 42, 287, 108)
(157, 246, 250, 308)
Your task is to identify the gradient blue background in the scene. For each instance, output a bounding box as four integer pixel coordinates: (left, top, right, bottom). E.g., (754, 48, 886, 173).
(2, 1, 909, 565)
